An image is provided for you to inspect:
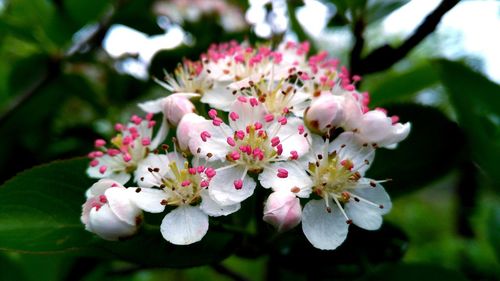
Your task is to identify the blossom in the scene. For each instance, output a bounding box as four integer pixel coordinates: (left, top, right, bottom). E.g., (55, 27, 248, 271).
(345, 108, 411, 148)
(187, 97, 311, 206)
(139, 94, 196, 126)
(86, 114, 167, 184)
(260, 133, 391, 250)
(128, 152, 240, 245)
(263, 190, 302, 232)
(200, 42, 311, 112)
(81, 179, 142, 241)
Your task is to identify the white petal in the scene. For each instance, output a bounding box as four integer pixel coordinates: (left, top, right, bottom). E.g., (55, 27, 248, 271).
(127, 187, 168, 213)
(200, 189, 240, 216)
(150, 118, 170, 149)
(88, 204, 139, 241)
(272, 117, 311, 158)
(200, 81, 235, 111)
(108, 172, 131, 185)
(345, 182, 392, 230)
(105, 187, 141, 225)
(208, 165, 256, 206)
(134, 154, 170, 188)
(302, 199, 349, 250)
(259, 162, 312, 198)
(160, 205, 209, 245)
(138, 97, 164, 113)
(88, 179, 123, 197)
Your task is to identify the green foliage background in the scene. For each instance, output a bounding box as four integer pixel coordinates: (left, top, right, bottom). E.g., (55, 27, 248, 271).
(0, 0, 499, 280)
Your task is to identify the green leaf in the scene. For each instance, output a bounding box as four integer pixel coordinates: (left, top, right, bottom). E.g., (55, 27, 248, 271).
(359, 263, 468, 281)
(0, 158, 240, 267)
(0, 158, 95, 252)
(0, 253, 28, 281)
(7, 53, 51, 97)
(366, 1, 409, 24)
(487, 205, 500, 261)
(362, 62, 439, 106)
(367, 103, 466, 197)
(269, 222, 408, 277)
(434, 59, 500, 185)
(63, 0, 111, 26)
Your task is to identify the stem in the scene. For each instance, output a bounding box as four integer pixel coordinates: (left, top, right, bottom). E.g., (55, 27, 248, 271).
(354, 0, 460, 75)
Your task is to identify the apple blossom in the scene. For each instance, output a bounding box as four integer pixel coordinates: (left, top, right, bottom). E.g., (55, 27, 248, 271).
(187, 97, 311, 206)
(261, 133, 391, 250)
(87, 114, 168, 184)
(128, 152, 240, 245)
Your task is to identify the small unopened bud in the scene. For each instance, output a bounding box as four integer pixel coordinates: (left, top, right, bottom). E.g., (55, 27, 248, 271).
(164, 95, 195, 126)
(304, 94, 345, 134)
(176, 113, 206, 151)
(81, 179, 142, 241)
(263, 191, 302, 233)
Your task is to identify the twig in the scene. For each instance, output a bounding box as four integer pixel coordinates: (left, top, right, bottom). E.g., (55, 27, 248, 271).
(354, 0, 460, 75)
(212, 263, 251, 281)
(0, 2, 120, 126)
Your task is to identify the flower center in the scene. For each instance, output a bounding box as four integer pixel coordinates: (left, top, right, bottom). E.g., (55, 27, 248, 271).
(146, 160, 214, 206)
(309, 151, 361, 204)
(225, 122, 281, 173)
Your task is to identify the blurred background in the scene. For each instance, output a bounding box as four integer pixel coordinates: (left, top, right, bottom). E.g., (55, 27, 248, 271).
(0, 0, 499, 280)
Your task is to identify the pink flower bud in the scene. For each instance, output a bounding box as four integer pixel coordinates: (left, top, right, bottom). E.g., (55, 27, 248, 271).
(81, 179, 142, 241)
(176, 113, 206, 151)
(263, 191, 302, 233)
(164, 95, 195, 126)
(304, 94, 346, 134)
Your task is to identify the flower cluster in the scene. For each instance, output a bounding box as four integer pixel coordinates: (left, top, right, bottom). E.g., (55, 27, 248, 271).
(81, 40, 410, 249)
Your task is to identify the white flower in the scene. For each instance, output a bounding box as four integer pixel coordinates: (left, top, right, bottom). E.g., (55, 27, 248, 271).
(128, 153, 240, 245)
(261, 133, 392, 250)
(81, 179, 142, 241)
(263, 190, 302, 232)
(200, 42, 308, 112)
(86, 114, 168, 184)
(346, 108, 411, 149)
(187, 97, 311, 206)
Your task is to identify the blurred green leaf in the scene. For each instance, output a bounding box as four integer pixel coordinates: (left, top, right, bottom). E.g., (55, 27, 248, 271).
(7, 53, 51, 98)
(487, 205, 500, 261)
(0, 253, 28, 281)
(0, 158, 95, 252)
(434, 59, 500, 185)
(367, 103, 466, 197)
(2, 0, 76, 51)
(0, 158, 240, 267)
(359, 263, 468, 281)
(365, 1, 409, 24)
(363, 63, 439, 106)
(63, 0, 111, 26)
(269, 222, 407, 278)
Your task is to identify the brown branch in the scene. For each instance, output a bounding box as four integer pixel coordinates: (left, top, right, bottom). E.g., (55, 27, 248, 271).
(354, 0, 460, 75)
